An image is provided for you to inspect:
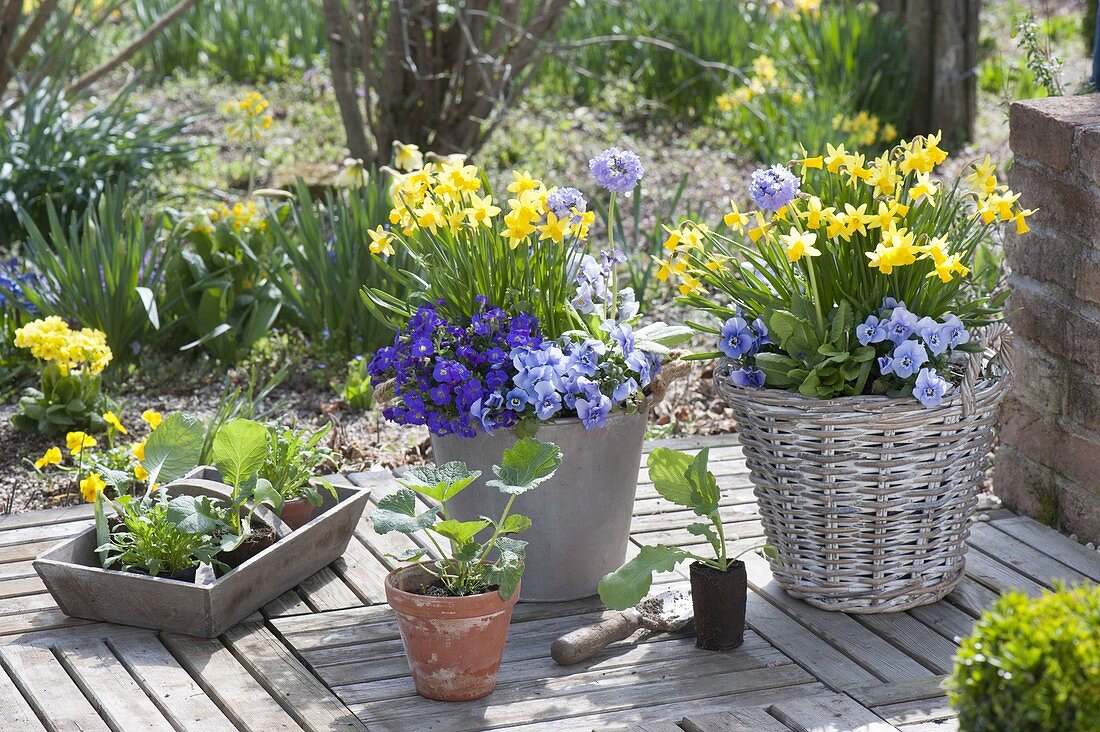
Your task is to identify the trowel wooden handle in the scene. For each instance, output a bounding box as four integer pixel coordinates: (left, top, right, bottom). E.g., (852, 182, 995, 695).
(551, 611, 640, 665)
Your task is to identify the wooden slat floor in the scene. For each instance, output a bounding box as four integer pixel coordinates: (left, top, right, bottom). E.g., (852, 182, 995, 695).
(0, 434, 1096, 731)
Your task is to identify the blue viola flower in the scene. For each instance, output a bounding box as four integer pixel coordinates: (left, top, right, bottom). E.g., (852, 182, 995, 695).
(856, 315, 889, 346)
(940, 315, 970, 349)
(751, 316, 771, 346)
(719, 317, 758, 359)
(878, 355, 894, 375)
(891, 340, 929, 379)
(532, 381, 562, 420)
(918, 322, 950, 356)
(913, 368, 950, 408)
(576, 394, 612, 430)
(504, 388, 528, 412)
(730, 367, 765, 389)
(612, 377, 640, 404)
(885, 306, 919, 346)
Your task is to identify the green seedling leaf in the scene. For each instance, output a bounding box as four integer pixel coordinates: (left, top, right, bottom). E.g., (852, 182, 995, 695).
(598, 544, 690, 610)
(251, 477, 284, 513)
(687, 521, 721, 560)
(686, 448, 720, 516)
(399, 462, 480, 503)
(486, 438, 561, 495)
(142, 412, 204, 487)
(388, 548, 427, 563)
(498, 513, 532, 535)
(433, 519, 491, 544)
(646, 447, 694, 506)
(486, 536, 527, 600)
(212, 418, 268, 487)
(453, 539, 481, 563)
(166, 495, 226, 535)
(371, 488, 440, 535)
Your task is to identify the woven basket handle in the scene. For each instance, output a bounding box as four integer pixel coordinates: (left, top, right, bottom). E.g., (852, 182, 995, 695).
(961, 322, 1013, 417)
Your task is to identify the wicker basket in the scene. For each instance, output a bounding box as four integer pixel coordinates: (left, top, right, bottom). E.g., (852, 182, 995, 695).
(716, 324, 1012, 613)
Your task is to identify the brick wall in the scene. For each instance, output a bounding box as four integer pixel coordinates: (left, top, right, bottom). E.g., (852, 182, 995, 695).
(997, 96, 1100, 543)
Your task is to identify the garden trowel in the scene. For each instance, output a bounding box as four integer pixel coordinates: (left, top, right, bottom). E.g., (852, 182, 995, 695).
(550, 589, 694, 665)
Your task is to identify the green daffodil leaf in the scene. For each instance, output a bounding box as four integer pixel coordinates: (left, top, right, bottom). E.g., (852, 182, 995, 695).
(486, 438, 561, 495)
(371, 488, 440, 535)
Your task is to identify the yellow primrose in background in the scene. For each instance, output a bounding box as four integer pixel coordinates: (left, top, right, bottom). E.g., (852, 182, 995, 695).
(103, 411, 127, 435)
(34, 447, 62, 470)
(132, 439, 147, 461)
(141, 410, 162, 430)
(80, 473, 106, 503)
(134, 465, 149, 481)
(66, 431, 96, 456)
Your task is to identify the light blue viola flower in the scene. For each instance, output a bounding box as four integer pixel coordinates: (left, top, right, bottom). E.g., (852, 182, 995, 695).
(504, 388, 528, 412)
(576, 394, 613, 430)
(856, 315, 889, 346)
(918, 321, 950, 355)
(612, 377, 639, 404)
(913, 368, 950, 408)
(885, 306, 920, 346)
(940, 315, 970, 349)
(878, 355, 894, 375)
(891, 340, 929, 379)
(751, 316, 771, 346)
(532, 381, 562, 420)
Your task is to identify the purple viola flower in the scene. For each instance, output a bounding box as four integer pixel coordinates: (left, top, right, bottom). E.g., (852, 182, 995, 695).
(748, 164, 800, 211)
(410, 337, 435, 357)
(547, 187, 587, 220)
(589, 148, 644, 193)
(885, 306, 920, 346)
(856, 315, 889, 346)
(891, 340, 929, 379)
(428, 384, 451, 406)
(940, 316, 970, 349)
(531, 381, 562, 420)
(568, 339, 605, 376)
(485, 369, 509, 390)
(730, 367, 766, 389)
(719, 317, 758, 359)
(576, 394, 612, 430)
(913, 368, 951, 408)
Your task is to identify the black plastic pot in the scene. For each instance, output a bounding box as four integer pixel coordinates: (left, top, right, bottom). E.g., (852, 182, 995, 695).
(689, 560, 747, 651)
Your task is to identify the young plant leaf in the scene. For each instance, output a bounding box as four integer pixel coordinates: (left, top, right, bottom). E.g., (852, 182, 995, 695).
(371, 488, 440, 535)
(646, 447, 695, 506)
(212, 418, 268, 488)
(486, 438, 561, 495)
(687, 521, 722, 560)
(142, 412, 204, 487)
(686, 448, 720, 516)
(166, 495, 226, 535)
(388, 548, 427, 563)
(598, 544, 690, 610)
(486, 536, 527, 600)
(251, 477, 284, 514)
(498, 513, 532, 535)
(399, 462, 480, 503)
(433, 519, 491, 545)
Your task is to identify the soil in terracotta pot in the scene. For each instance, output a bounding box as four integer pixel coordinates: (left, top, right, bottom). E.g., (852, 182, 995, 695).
(690, 560, 747, 651)
(412, 579, 499, 598)
(218, 524, 278, 570)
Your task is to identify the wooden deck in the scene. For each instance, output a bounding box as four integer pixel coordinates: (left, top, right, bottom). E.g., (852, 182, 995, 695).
(0, 435, 1097, 731)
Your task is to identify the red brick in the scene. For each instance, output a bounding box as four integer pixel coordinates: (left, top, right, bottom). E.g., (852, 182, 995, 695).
(1010, 341, 1065, 417)
(1003, 226, 1078, 292)
(992, 444, 1060, 525)
(1000, 398, 1100, 492)
(1074, 249, 1100, 306)
(1070, 305, 1100, 373)
(1005, 278, 1073, 360)
(1074, 124, 1100, 187)
(1066, 368, 1100, 433)
(1055, 482, 1100, 545)
(1008, 161, 1100, 248)
(1010, 96, 1100, 172)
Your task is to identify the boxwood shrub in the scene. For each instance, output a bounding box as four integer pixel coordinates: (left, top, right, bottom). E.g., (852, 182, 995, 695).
(948, 583, 1100, 732)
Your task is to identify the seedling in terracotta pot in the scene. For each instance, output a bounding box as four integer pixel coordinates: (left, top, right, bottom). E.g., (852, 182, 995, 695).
(259, 422, 339, 529)
(371, 437, 561, 701)
(598, 446, 773, 651)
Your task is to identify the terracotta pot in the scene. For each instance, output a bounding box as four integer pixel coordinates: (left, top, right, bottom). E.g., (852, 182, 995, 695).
(278, 497, 316, 530)
(690, 560, 747, 651)
(384, 563, 519, 701)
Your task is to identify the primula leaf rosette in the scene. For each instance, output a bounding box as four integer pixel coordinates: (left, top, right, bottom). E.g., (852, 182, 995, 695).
(661, 134, 1029, 406)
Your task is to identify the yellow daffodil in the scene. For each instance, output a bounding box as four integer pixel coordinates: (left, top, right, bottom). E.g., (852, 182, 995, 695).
(141, 410, 162, 430)
(801, 196, 831, 229)
(909, 171, 939, 204)
(824, 143, 848, 174)
(368, 226, 396, 256)
(34, 447, 62, 470)
(506, 170, 540, 195)
(926, 253, 970, 283)
(80, 473, 106, 503)
(779, 228, 821, 262)
(103, 411, 127, 435)
(796, 155, 824, 177)
(1014, 207, 1036, 234)
(393, 141, 424, 172)
(965, 154, 998, 195)
(132, 439, 146, 462)
(747, 212, 773, 243)
(66, 431, 96, 456)
(655, 257, 687, 282)
(866, 153, 899, 197)
(723, 201, 751, 232)
(678, 272, 703, 296)
(414, 201, 447, 233)
(880, 123, 899, 143)
(465, 193, 501, 227)
(537, 212, 570, 243)
(920, 236, 951, 265)
(662, 227, 682, 252)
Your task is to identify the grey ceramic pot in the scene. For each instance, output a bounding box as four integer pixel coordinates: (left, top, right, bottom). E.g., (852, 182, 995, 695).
(431, 407, 647, 601)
